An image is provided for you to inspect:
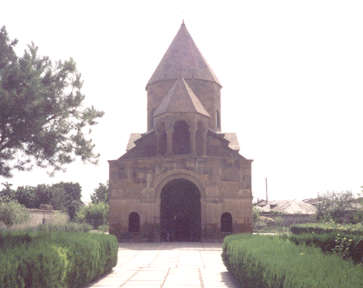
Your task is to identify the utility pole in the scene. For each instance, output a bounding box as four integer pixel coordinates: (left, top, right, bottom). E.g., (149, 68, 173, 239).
(265, 177, 268, 204)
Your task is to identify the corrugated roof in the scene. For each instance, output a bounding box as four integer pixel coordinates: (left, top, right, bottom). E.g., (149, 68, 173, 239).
(147, 23, 220, 87)
(153, 78, 210, 117)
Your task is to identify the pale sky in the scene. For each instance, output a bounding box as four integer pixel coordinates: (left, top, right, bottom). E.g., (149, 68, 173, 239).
(1, 0, 362, 202)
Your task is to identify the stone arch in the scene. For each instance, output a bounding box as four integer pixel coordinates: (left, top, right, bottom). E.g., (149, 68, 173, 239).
(128, 212, 140, 232)
(153, 169, 206, 201)
(221, 212, 232, 233)
(160, 178, 201, 241)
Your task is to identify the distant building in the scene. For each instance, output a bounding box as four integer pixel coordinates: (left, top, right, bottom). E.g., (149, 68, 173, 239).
(255, 200, 317, 215)
(109, 23, 252, 241)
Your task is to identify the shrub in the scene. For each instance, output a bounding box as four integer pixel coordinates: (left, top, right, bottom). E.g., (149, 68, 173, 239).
(0, 231, 118, 288)
(287, 232, 363, 264)
(77, 202, 108, 229)
(34, 222, 92, 233)
(223, 234, 363, 288)
(0, 201, 29, 228)
(316, 191, 355, 223)
(290, 222, 363, 235)
(98, 224, 109, 233)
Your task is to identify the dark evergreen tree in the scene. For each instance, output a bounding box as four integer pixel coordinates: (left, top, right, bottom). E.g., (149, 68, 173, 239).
(0, 26, 103, 177)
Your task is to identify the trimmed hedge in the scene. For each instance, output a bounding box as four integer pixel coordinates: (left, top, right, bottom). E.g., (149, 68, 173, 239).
(0, 231, 118, 288)
(287, 232, 363, 264)
(223, 234, 363, 288)
(290, 222, 363, 235)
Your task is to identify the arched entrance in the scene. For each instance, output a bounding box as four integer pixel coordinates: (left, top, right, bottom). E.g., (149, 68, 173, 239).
(160, 179, 201, 241)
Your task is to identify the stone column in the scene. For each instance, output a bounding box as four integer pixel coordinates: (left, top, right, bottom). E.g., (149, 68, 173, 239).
(202, 130, 208, 156)
(190, 125, 197, 155)
(155, 131, 160, 155)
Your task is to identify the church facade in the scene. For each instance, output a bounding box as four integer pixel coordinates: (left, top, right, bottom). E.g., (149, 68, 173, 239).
(109, 23, 252, 241)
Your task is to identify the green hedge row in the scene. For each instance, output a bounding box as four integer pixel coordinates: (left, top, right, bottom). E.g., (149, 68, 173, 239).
(222, 234, 363, 288)
(290, 222, 363, 235)
(287, 232, 363, 264)
(0, 231, 118, 288)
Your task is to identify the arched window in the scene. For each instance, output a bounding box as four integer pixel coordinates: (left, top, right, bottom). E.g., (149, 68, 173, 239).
(221, 212, 232, 233)
(128, 212, 140, 232)
(173, 121, 190, 154)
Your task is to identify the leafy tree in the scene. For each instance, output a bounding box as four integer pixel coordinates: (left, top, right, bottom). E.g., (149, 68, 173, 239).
(316, 191, 355, 223)
(0, 26, 103, 177)
(52, 182, 83, 219)
(0, 182, 15, 202)
(11, 182, 83, 219)
(0, 200, 29, 228)
(76, 202, 108, 229)
(49, 185, 66, 210)
(15, 186, 38, 208)
(91, 182, 109, 204)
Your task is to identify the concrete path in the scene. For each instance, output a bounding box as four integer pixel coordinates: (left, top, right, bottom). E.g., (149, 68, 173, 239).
(87, 242, 239, 288)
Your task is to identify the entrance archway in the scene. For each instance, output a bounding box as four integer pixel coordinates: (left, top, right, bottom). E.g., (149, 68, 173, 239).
(160, 179, 201, 242)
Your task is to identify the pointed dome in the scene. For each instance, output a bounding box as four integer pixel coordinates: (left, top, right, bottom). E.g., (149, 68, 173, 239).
(147, 23, 220, 87)
(154, 78, 210, 117)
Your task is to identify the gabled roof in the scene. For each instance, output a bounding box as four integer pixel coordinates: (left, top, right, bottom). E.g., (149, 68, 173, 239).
(147, 23, 220, 87)
(126, 133, 142, 151)
(222, 133, 240, 151)
(255, 200, 317, 215)
(154, 78, 210, 117)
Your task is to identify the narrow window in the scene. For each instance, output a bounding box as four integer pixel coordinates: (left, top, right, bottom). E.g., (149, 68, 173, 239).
(221, 212, 232, 233)
(128, 212, 140, 232)
(196, 121, 204, 155)
(173, 120, 190, 154)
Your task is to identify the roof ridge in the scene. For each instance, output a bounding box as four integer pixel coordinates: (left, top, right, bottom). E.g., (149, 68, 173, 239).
(147, 24, 220, 87)
(153, 78, 210, 117)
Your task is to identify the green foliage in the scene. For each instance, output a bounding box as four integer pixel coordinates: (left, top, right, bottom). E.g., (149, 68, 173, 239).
(98, 224, 109, 233)
(0, 26, 103, 178)
(290, 222, 363, 235)
(1, 182, 83, 219)
(222, 234, 363, 288)
(287, 232, 363, 264)
(91, 182, 109, 204)
(0, 201, 29, 227)
(77, 202, 109, 229)
(32, 222, 92, 233)
(316, 191, 355, 223)
(0, 182, 15, 202)
(0, 231, 118, 288)
(48, 182, 83, 219)
(252, 207, 259, 227)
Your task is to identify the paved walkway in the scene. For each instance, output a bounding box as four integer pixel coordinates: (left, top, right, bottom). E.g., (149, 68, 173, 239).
(87, 242, 239, 288)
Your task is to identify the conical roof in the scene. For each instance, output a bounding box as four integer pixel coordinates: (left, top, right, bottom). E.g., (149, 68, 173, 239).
(153, 78, 210, 117)
(147, 23, 220, 87)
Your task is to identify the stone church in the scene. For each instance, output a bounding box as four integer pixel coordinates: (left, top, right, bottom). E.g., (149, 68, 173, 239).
(109, 23, 252, 241)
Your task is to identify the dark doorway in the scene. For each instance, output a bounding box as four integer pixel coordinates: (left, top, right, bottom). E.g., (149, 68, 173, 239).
(160, 179, 201, 241)
(128, 212, 140, 232)
(221, 212, 232, 233)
